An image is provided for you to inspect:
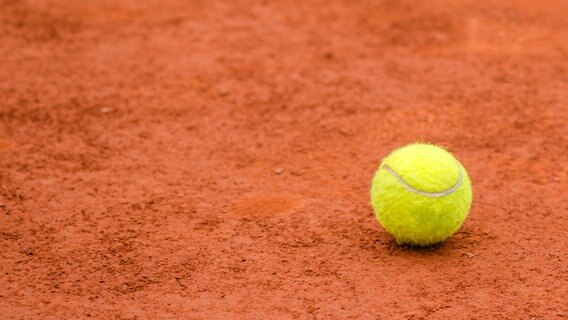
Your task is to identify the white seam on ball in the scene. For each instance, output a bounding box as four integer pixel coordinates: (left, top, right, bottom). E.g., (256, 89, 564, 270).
(383, 164, 463, 198)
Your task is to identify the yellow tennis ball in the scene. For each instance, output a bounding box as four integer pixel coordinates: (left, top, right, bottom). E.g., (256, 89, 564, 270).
(370, 143, 472, 246)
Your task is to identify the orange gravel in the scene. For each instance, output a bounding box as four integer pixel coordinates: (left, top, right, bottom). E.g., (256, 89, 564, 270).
(0, 0, 567, 319)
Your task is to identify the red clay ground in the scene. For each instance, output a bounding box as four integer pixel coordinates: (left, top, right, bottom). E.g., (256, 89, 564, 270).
(1, 0, 567, 319)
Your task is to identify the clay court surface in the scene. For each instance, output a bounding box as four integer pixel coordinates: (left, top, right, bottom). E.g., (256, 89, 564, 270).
(0, 0, 567, 319)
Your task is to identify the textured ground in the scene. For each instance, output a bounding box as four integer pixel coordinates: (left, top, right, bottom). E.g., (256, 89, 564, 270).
(0, 0, 567, 319)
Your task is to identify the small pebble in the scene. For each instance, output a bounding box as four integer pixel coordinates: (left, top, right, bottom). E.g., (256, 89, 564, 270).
(218, 88, 230, 97)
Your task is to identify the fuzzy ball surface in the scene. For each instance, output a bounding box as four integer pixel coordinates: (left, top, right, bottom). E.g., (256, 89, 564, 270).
(370, 143, 472, 246)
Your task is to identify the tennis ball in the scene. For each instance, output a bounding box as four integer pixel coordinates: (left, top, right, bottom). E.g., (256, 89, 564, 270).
(370, 143, 472, 246)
